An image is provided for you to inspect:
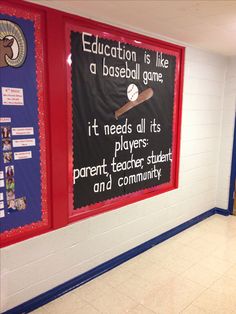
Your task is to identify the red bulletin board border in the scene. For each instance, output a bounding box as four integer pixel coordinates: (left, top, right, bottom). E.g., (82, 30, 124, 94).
(65, 20, 185, 222)
(0, 1, 51, 247)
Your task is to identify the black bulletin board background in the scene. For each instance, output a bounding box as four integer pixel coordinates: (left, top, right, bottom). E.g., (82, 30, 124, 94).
(71, 31, 176, 210)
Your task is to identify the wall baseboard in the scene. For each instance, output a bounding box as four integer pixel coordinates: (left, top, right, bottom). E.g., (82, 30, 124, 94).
(3, 207, 230, 314)
(214, 207, 230, 216)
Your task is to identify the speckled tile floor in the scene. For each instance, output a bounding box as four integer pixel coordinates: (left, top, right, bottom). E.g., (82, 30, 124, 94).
(32, 215, 236, 314)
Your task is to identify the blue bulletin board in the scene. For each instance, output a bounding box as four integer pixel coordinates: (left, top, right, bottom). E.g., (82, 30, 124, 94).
(0, 4, 49, 243)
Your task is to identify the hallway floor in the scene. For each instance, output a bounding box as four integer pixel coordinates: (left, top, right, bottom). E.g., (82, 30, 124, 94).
(32, 214, 236, 314)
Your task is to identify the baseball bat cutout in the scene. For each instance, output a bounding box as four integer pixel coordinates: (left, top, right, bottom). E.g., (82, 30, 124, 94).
(115, 87, 154, 120)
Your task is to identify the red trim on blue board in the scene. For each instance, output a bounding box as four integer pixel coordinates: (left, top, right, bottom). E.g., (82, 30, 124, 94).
(0, 1, 51, 247)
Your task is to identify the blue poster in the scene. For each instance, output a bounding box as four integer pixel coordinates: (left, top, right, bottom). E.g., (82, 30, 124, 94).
(0, 13, 43, 233)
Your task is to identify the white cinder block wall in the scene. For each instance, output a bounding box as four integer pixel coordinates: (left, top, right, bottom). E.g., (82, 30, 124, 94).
(1, 44, 234, 312)
(216, 57, 236, 209)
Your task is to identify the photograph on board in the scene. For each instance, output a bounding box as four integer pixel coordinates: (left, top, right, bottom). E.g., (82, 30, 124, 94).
(3, 152, 13, 163)
(2, 138, 12, 151)
(5, 165, 14, 178)
(6, 177, 15, 190)
(1, 126, 11, 138)
(7, 199, 16, 213)
(15, 197, 26, 210)
(6, 189, 15, 201)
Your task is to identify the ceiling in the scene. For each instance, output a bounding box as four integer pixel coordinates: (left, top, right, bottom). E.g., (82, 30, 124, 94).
(27, 0, 236, 56)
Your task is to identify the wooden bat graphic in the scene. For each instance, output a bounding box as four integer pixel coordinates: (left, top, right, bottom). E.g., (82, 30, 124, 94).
(115, 87, 154, 120)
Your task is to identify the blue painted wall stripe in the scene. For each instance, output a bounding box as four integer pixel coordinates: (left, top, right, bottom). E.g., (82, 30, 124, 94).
(228, 115, 236, 214)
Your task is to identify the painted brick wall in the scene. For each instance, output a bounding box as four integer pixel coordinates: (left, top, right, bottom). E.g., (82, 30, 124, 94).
(216, 57, 236, 209)
(0, 45, 232, 312)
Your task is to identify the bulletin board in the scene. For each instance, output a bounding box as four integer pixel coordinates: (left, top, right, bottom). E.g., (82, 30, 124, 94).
(0, 3, 49, 244)
(66, 22, 184, 220)
(0, 0, 184, 247)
